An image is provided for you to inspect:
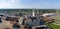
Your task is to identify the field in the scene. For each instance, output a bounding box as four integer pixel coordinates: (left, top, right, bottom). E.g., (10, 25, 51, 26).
(50, 15, 60, 29)
(51, 15, 60, 25)
(49, 23, 60, 29)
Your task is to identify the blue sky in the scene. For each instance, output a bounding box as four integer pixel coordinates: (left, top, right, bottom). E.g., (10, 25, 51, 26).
(0, 0, 60, 9)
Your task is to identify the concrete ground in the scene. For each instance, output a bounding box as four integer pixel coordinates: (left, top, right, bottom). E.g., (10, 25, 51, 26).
(0, 20, 13, 29)
(0, 19, 27, 29)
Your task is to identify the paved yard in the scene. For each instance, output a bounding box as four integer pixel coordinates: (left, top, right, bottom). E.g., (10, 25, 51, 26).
(0, 20, 13, 29)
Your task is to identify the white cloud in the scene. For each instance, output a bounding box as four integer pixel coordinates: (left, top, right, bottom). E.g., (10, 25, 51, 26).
(0, 0, 25, 9)
(11, 0, 21, 3)
(0, 0, 21, 3)
(45, 2, 48, 5)
(0, 3, 26, 9)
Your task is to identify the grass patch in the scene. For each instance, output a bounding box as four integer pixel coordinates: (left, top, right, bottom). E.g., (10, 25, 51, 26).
(49, 23, 60, 29)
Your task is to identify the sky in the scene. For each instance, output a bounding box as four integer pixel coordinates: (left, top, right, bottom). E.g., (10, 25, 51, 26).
(0, 0, 60, 9)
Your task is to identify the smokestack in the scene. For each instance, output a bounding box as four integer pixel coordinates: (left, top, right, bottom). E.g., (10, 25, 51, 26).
(32, 9, 35, 17)
(32, 10, 35, 17)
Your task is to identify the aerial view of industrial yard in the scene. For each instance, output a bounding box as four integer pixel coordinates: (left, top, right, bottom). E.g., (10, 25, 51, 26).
(0, 0, 60, 29)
